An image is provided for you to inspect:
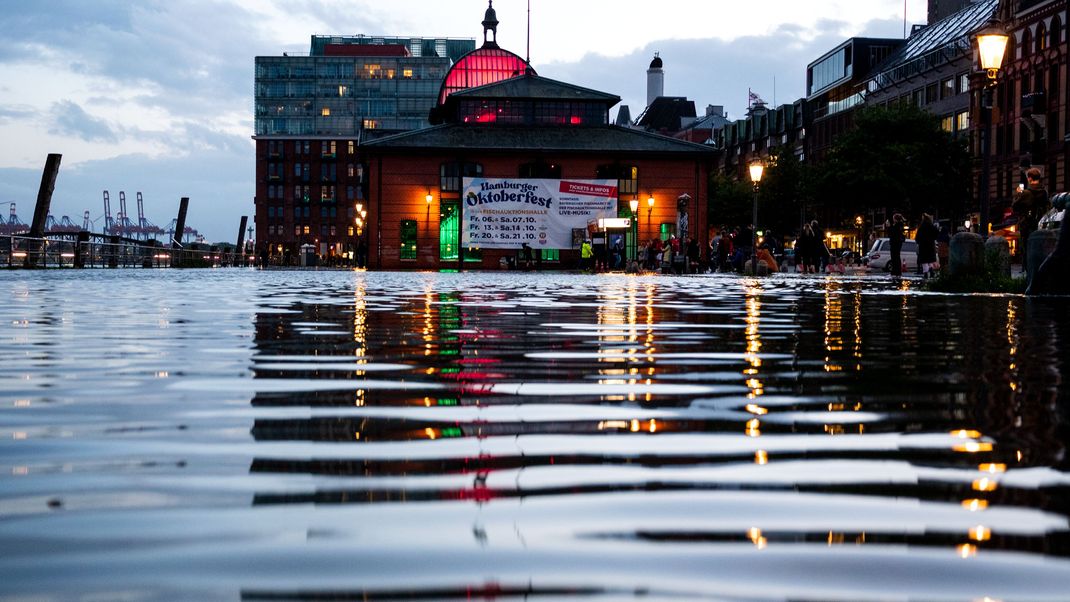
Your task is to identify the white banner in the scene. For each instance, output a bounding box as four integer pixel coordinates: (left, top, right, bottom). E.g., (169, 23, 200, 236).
(461, 178, 618, 249)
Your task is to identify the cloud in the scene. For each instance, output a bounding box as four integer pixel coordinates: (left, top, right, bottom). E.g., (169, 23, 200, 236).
(0, 105, 36, 124)
(541, 16, 906, 121)
(48, 100, 120, 143)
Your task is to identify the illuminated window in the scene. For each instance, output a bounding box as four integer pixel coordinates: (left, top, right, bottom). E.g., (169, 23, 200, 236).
(363, 63, 381, 78)
(403, 68, 413, 78)
(440, 201, 459, 260)
(348, 226, 354, 236)
(956, 111, 969, 131)
(660, 223, 675, 241)
(321, 107, 331, 117)
(347, 140, 355, 155)
(303, 225, 310, 235)
(438, 48, 533, 104)
(400, 220, 417, 260)
(338, 85, 347, 97)
(941, 115, 954, 132)
(363, 119, 378, 130)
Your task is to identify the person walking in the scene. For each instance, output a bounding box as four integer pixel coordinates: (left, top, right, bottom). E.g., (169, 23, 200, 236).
(798, 223, 816, 273)
(888, 213, 906, 277)
(914, 213, 939, 279)
(580, 239, 593, 272)
(717, 229, 732, 272)
(1012, 167, 1050, 272)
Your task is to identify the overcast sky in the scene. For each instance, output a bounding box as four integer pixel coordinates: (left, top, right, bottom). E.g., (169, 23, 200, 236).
(0, 0, 926, 242)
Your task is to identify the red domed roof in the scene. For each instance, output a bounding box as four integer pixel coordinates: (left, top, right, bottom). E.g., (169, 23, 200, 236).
(437, 47, 534, 105)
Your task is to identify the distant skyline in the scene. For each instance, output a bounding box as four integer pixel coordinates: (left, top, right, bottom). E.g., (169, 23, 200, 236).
(0, 0, 926, 242)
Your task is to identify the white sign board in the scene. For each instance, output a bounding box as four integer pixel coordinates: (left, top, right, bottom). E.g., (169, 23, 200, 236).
(461, 178, 618, 249)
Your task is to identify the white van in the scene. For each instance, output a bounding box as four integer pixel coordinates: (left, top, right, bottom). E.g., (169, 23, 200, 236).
(865, 238, 918, 272)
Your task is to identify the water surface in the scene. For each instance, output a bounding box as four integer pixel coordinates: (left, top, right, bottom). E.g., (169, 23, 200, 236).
(2, 270, 1069, 601)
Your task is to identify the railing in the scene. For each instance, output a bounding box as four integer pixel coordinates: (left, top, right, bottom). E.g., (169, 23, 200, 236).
(2, 234, 254, 269)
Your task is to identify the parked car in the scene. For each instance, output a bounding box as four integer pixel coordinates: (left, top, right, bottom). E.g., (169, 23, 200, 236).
(865, 238, 918, 272)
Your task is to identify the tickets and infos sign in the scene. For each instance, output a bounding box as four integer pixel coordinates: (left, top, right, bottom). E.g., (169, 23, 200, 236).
(461, 178, 618, 249)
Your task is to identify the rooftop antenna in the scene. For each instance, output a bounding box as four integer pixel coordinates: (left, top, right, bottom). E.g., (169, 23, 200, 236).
(526, 0, 531, 64)
(903, 0, 907, 38)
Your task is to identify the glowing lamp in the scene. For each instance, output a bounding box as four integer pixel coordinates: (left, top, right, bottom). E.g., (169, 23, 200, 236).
(749, 161, 765, 184)
(629, 198, 639, 213)
(976, 22, 1009, 79)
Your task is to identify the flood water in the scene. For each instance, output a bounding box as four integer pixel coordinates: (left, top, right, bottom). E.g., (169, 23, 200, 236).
(2, 269, 1069, 601)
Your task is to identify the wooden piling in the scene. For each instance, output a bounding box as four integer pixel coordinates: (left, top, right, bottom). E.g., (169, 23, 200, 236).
(26, 154, 62, 268)
(235, 216, 248, 266)
(171, 197, 189, 267)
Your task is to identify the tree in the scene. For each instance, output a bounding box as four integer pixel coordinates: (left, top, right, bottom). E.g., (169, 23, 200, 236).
(757, 150, 810, 241)
(708, 172, 753, 229)
(811, 104, 971, 225)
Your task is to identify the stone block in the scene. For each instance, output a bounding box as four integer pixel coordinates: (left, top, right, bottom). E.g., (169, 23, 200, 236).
(984, 236, 1010, 278)
(949, 232, 983, 278)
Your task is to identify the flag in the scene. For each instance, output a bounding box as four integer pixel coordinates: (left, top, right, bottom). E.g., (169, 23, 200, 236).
(748, 89, 765, 107)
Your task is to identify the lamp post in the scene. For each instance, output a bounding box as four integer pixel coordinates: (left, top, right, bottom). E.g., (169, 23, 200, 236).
(974, 20, 1009, 239)
(646, 194, 655, 239)
(629, 197, 639, 262)
(748, 161, 764, 275)
(854, 215, 864, 256)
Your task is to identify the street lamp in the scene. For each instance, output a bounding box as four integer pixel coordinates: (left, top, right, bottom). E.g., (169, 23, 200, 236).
(629, 197, 640, 262)
(974, 20, 1009, 239)
(854, 215, 864, 255)
(748, 161, 764, 275)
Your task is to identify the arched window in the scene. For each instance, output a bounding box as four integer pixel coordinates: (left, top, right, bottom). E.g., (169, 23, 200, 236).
(1036, 23, 1047, 52)
(1050, 16, 1063, 48)
(1021, 29, 1032, 59)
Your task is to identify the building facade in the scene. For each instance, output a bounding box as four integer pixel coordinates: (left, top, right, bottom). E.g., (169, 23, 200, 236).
(360, 72, 714, 270)
(979, 0, 1068, 231)
(252, 35, 476, 263)
(806, 37, 905, 162)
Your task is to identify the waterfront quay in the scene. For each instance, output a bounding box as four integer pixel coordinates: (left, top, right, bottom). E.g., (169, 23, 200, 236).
(2, 269, 1069, 600)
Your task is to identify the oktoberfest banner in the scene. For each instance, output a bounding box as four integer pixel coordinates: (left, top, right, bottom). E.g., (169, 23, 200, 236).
(461, 178, 618, 249)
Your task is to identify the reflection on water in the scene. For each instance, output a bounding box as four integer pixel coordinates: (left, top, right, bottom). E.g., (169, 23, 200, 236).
(2, 270, 1069, 600)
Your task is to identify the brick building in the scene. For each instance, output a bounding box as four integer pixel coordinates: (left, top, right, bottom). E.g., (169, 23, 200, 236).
(980, 0, 1069, 229)
(252, 34, 476, 263)
(360, 72, 714, 270)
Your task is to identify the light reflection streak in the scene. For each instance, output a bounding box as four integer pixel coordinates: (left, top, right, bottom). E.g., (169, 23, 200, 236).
(352, 278, 368, 406)
(748, 527, 767, 549)
(743, 283, 765, 437)
(969, 525, 992, 542)
(823, 280, 843, 372)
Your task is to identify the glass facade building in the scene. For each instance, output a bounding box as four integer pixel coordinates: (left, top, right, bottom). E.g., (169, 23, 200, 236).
(254, 36, 476, 136)
(253, 35, 475, 265)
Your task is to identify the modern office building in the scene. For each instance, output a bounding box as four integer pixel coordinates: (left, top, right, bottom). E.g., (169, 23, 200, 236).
(805, 37, 905, 162)
(253, 34, 476, 263)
